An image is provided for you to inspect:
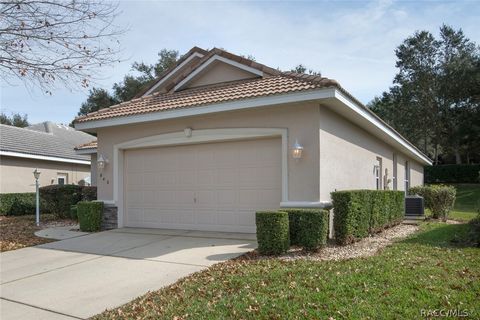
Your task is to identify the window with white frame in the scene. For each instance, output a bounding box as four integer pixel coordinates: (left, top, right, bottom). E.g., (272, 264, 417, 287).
(375, 157, 382, 190)
(392, 153, 398, 190)
(57, 173, 68, 185)
(404, 161, 410, 192)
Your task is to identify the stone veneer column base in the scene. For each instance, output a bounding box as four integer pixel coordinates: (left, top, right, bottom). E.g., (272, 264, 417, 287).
(102, 203, 118, 230)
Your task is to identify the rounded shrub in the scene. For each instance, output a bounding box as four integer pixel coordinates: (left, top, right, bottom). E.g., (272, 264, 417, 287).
(77, 201, 103, 232)
(409, 185, 456, 220)
(255, 211, 289, 255)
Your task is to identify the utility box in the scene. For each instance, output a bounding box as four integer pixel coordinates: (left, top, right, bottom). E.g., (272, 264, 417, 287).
(405, 195, 424, 217)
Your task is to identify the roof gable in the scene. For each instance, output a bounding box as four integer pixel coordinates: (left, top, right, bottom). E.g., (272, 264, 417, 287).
(174, 55, 263, 91)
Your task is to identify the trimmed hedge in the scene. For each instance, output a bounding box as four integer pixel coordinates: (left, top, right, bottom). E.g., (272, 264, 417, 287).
(409, 185, 456, 220)
(331, 190, 404, 245)
(425, 164, 480, 183)
(40, 185, 97, 218)
(0, 193, 49, 216)
(255, 211, 290, 255)
(77, 201, 103, 232)
(283, 208, 329, 251)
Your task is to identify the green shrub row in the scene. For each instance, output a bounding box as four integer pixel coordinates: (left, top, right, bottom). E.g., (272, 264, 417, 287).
(425, 164, 480, 183)
(0, 193, 49, 216)
(284, 208, 329, 251)
(331, 190, 404, 245)
(255, 209, 329, 255)
(77, 201, 103, 232)
(40, 185, 97, 218)
(408, 185, 456, 220)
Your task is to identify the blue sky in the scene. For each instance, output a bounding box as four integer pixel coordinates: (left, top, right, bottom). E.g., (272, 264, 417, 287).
(1, 0, 479, 124)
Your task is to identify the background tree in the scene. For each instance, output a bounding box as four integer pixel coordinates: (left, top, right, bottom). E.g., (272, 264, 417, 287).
(77, 49, 179, 116)
(291, 64, 321, 76)
(0, 0, 124, 92)
(369, 25, 480, 164)
(0, 112, 29, 127)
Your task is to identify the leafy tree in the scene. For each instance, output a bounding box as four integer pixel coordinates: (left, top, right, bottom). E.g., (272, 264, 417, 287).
(0, 0, 124, 92)
(77, 49, 179, 116)
(369, 25, 479, 164)
(0, 112, 29, 127)
(78, 88, 117, 117)
(291, 64, 321, 76)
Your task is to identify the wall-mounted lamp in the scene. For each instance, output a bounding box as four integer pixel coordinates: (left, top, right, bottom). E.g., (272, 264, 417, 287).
(184, 127, 192, 138)
(292, 139, 304, 160)
(97, 154, 109, 170)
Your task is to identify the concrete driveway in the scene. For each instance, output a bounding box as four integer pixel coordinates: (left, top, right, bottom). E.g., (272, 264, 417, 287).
(0, 228, 256, 320)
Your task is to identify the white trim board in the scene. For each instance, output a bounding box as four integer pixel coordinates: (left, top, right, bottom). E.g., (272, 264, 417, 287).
(112, 128, 288, 228)
(0, 150, 91, 165)
(173, 54, 264, 91)
(75, 88, 335, 130)
(142, 52, 205, 96)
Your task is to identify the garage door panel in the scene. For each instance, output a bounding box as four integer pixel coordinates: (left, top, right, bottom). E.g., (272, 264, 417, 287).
(125, 138, 281, 232)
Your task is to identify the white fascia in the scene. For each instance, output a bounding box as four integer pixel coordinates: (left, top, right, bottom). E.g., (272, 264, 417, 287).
(173, 54, 264, 91)
(142, 52, 205, 96)
(75, 88, 336, 131)
(333, 90, 432, 165)
(0, 150, 91, 165)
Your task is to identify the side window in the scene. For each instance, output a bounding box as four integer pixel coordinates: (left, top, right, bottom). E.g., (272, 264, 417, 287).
(404, 161, 410, 193)
(392, 153, 397, 190)
(375, 157, 382, 190)
(57, 173, 68, 185)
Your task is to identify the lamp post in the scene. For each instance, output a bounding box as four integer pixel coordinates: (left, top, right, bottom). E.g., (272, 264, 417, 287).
(33, 169, 41, 226)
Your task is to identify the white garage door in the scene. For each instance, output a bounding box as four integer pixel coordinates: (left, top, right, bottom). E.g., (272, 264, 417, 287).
(124, 138, 282, 233)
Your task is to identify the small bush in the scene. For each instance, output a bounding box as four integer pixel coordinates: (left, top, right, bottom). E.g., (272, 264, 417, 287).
(0, 193, 48, 216)
(425, 164, 480, 183)
(409, 185, 456, 220)
(255, 211, 289, 255)
(283, 208, 329, 251)
(77, 201, 103, 232)
(331, 190, 405, 245)
(289, 209, 329, 251)
(70, 205, 78, 220)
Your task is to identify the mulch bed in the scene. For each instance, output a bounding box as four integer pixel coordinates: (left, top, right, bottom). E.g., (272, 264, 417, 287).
(241, 223, 419, 262)
(0, 214, 76, 252)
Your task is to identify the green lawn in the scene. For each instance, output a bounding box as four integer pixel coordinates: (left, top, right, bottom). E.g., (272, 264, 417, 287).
(95, 222, 479, 319)
(450, 184, 480, 222)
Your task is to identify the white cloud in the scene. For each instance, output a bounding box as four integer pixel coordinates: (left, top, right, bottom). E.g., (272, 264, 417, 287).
(2, 0, 479, 123)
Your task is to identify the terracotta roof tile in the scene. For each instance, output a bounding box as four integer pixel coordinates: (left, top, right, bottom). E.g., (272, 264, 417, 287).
(74, 140, 97, 150)
(75, 73, 340, 124)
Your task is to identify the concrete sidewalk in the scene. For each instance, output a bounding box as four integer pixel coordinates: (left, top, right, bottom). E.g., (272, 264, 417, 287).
(0, 228, 256, 319)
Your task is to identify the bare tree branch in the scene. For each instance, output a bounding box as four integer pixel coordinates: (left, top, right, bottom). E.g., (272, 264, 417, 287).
(0, 0, 125, 93)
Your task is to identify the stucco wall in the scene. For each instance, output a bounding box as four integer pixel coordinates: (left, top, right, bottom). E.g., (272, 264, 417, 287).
(318, 105, 424, 200)
(94, 102, 426, 205)
(0, 156, 91, 193)
(187, 61, 258, 89)
(95, 102, 321, 202)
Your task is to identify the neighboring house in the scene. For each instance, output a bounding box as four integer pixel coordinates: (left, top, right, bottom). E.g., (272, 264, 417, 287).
(74, 47, 431, 233)
(0, 122, 95, 193)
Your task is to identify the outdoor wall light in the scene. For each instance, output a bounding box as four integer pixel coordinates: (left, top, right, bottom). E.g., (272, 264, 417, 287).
(292, 139, 304, 160)
(97, 154, 109, 170)
(184, 127, 192, 137)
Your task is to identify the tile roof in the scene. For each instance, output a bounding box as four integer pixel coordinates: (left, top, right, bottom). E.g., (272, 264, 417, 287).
(0, 123, 95, 161)
(75, 140, 97, 150)
(75, 73, 340, 123)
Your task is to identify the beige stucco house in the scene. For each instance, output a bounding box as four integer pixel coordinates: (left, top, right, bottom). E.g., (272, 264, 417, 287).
(0, 122, 94, 193)
(75, 47, 431, 233)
